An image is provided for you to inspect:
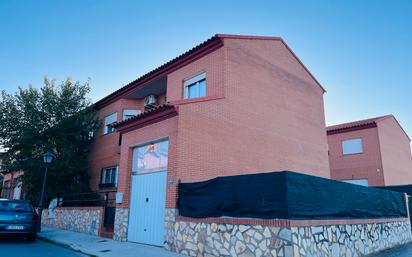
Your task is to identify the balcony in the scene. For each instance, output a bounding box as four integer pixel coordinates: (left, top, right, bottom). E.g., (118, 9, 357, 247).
(123, 76, 167, 101)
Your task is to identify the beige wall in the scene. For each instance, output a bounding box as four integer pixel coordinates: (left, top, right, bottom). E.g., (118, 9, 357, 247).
(378, 116, 412, 185)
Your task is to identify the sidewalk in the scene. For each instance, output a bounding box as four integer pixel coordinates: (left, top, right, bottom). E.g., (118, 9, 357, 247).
(38, 227, 185, 257)
(366, 242, 412, 257)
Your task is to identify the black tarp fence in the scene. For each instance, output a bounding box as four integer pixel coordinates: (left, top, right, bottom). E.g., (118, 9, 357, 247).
(375, 185, 412, 227)
(178, 171, 407, 220)
(376, 185, 412, 196)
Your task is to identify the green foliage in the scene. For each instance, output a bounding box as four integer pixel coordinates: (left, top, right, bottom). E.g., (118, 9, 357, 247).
(0, 77, 99, 205)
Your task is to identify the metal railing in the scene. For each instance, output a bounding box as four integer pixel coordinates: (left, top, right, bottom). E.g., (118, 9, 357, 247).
(57, 190, 116, 228)
(57, 191, 115, 207)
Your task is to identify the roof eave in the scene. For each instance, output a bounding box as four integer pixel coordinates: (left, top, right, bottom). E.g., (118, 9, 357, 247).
(278, 39, 326, 93)
(93, 33, 326, 110)
(94, 36, 224, 109)
(327, 122, 378, 135)
(216, 34, 326, 93)
(114, 105, 178, 134)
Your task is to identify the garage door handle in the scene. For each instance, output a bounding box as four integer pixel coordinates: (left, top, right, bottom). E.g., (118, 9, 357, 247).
(145, 197, 149, 202)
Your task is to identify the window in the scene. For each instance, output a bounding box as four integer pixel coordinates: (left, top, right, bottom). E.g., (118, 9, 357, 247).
(100, 166, 118, 188)
(104, 113, 117, 134)
(342, 179, 369, 187)
(184, 72, 206, 99)
(0, 201, 33, 212)
(13, 181, 22, 200)
(132, 140, 168, 174)
(2, 181, 11, 199)
(342, 138, 363, 155)
(122, 109, 141, 121)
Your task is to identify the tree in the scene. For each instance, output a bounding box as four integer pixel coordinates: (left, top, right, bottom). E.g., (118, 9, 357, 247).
(0, 77, 99, 205)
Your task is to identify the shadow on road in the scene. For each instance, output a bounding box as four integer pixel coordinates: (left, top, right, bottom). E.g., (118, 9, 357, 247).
(0, 236, 34, 244)
(0, 236, 86, 257)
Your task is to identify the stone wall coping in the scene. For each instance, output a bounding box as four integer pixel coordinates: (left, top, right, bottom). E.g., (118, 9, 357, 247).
(43, 206, 104, 211)
(176, 215, 409, 226)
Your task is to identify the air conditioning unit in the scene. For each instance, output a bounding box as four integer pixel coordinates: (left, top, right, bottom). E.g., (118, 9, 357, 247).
(144, 94, 158, 108)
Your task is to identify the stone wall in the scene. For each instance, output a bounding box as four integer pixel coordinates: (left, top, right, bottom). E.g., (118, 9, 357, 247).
(165, 216, 412, 257)
(291, 222, 411, 257)
(165, 208, 178, 248)
(41, 207, 103, 236)
(113, 207, 129, 241)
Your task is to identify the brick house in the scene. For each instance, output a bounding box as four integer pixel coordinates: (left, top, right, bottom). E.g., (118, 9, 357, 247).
(327, 115, 412, 186)
(0, 169, 24, 200)
(0, 153, 24, 200)
(87, 34, 330, 244)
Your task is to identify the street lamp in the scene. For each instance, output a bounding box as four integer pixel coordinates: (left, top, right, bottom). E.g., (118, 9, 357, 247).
(38, 151, 54, 232)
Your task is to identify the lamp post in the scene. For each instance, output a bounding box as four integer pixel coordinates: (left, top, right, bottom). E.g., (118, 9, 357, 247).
(38, 151, 54, 232)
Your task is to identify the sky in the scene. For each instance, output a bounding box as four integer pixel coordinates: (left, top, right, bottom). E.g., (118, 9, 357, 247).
(0, 0, 411, 135)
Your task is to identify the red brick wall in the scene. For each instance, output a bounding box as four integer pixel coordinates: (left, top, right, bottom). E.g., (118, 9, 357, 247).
(93, 37, 330, 209)
(328, 127, 385, 186)
(116, 116, 178, 208)
(167, 48, 225, 103)
(88, 98, 144, 191)
(167, 38, 329, 191)
(378, 117, 412, 185)
(1, 171, 24, 199)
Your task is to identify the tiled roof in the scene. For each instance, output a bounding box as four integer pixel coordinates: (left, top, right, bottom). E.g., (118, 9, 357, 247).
(94, 34, 325, 109)
(327, 115, 410, 141)
(94, 35, 224, 109)
(327, 115, 392, 133)
(112, 103, 176, 129)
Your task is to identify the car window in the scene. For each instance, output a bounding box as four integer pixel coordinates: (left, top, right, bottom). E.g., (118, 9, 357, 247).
(0, 201, 32, 212)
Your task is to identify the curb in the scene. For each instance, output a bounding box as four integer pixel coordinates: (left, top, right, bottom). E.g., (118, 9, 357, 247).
(38, 234, 98, 257)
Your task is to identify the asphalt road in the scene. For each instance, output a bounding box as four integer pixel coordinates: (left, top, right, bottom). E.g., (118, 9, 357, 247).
(0, 237, 86, 257)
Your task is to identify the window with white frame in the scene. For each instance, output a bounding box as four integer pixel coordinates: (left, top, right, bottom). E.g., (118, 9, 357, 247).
(100, 166, 118, 187)
(104, 112, 117, 134)
(342, 138, 363, 155)
(122, 109, 141, 121)
(184, 72, 206, 99)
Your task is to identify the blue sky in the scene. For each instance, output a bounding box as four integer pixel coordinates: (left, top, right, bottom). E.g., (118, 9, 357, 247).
(0, 0, 411, 135)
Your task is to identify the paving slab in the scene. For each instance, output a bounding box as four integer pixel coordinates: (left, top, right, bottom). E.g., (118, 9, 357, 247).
(38, 227, 185, 257)
(366, 242, 412, 257)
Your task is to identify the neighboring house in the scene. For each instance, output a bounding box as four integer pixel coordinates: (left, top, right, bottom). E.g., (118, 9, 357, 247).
(327, 115, 412, 186)
(88, 34, 330, 243)
(1, 171, 24, 200)
(0, 152, 24, 200)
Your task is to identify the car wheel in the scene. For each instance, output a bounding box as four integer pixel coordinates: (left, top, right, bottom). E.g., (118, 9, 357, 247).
(27, 234, 37, 242)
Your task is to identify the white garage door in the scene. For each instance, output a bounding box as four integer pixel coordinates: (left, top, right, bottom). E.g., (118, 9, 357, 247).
(127, 140, 168, 246)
